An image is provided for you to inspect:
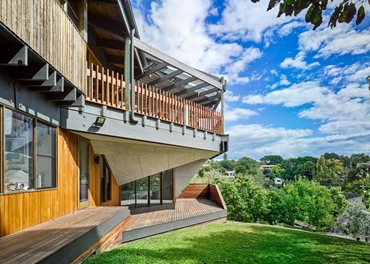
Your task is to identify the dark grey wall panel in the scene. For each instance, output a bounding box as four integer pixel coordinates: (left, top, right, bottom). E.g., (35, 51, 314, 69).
(61, 103, 228, 152)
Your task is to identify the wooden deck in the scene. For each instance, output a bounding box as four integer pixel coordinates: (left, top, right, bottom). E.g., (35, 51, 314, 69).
(0, 207, 129, 264)
(123, 198, 227, 242)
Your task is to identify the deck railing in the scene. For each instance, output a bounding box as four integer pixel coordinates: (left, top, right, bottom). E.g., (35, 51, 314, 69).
(86, 64, 223, 134)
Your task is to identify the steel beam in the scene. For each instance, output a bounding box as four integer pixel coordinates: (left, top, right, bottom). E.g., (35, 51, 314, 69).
(0, 45, 28, 66)
(149, 69, 183, 85)
(163, 76, 197, 91)
(137, 62, 168, 79)
(177, 82, 209, 97)
(134, 37, 222, 89)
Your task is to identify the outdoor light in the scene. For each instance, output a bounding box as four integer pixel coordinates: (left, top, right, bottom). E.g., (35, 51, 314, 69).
(94, 116, 106, 127)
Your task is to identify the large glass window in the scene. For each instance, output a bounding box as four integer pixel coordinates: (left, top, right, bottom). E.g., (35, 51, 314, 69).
(121, 169, 174, 207)
(136, 177, 149, 207)
(79, 140, 89, 202)
(36, 122, 56, 189)
(100, 156, 112, 203)
(162, 169, 173, 204)
(150, 173, 161, 205)
(4, 109, 34, 193)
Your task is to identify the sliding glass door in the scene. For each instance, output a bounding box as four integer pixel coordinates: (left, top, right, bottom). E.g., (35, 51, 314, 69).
(121, 169, 173, 207)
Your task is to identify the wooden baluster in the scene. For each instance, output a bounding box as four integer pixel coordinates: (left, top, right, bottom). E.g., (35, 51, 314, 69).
(95, 64, 99, 102)
(149, 85, 153, 116)
(106, 68, 110, 106)
(141, 82, 144, 114)
(156, 88, 159, 118)
(88, 63, 93, 100)
(101, 67, 105, 104)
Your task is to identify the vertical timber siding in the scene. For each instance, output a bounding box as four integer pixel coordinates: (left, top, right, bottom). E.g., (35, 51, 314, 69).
(0, 129, 79, 237)
(0, 0, 87, 91)
(88, 145, 121, 207)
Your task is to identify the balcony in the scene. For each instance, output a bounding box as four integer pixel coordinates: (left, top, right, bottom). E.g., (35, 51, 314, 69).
(86, 63, 223, 134)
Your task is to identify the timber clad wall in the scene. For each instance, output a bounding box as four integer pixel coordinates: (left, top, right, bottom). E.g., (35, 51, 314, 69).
(0, 130, 120, 237)
(0, 129, 79, 237)
(0, 0, 87, 91)
(89, 145, 121, 207)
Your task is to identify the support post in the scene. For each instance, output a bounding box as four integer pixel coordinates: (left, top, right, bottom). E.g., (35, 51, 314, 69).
(221, 77, 226, 134)
(124, 37, 131, 109)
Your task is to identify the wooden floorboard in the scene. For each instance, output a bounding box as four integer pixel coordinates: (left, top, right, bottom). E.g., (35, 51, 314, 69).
(0, 207, 128, 264)
(126, 198, 225, 231)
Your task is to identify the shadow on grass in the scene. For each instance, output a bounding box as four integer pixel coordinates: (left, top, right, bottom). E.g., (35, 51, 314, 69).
(85, 223, 370, 264)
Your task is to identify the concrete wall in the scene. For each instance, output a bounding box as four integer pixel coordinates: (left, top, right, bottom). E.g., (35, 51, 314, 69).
(174, 160, 207, 197)
(75, 132, 217, 186)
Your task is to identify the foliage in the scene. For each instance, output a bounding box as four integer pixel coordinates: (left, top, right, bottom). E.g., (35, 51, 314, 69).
(216, 176, 269, 223)
(191, 168, 223, 184)
(217, 176, 347, 231)
(260, 155, 284, 165)
(218, 159, 235, 171)
(252, 0, 369, 30)
(85, 222, 370, 264)
(280, 156, 317, 180)
(333, 205, 370, 241)
(236, 157, 260, 174)
(314, 156, 344, 186)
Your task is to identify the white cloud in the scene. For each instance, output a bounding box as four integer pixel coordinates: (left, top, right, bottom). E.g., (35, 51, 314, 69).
(225, 108, 259, 122)
(243, 81, 326, 107)
(208, 0, 301, 43)
(227, 123, 370, 159)
(280, 51, 320, 70)
(269, 74, 291, 89)
(132, 0, 262, 84)
(298, 24, 370, 58)
(224, 90, 240, 102)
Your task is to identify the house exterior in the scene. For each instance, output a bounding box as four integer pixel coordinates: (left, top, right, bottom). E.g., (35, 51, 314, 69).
(0, 0, 228, 261)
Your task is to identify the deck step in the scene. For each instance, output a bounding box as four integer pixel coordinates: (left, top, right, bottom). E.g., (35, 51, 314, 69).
(122, 209, 227, 242)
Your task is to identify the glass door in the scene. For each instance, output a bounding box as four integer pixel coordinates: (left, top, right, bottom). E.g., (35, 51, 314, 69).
(136, 176, 149, 207)
(150, 173, 161, 205)
(78, 139, 90, 208)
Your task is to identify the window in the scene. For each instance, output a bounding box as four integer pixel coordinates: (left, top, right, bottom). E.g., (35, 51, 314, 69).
(100, 156, 111, 203)
(4, 109, 34, 193)
(2, 108, 57, 193)
(79, 140, 89, 202)
(36, 122, 56, 189)
(120, 169, 174, 207)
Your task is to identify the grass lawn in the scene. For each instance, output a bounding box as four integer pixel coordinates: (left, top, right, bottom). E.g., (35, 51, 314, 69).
(85, 222, 370, 264)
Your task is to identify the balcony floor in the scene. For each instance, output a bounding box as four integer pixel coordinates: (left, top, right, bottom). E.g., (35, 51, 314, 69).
(0, 206, 129, 264)
(123, 198, 227, 242)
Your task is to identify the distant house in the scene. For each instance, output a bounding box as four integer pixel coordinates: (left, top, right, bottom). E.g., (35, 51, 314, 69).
(260, 165, 276, 173)
(274, 177, 283, 187)
(356, 162, 370, 169)
(225, 170, 236, 178)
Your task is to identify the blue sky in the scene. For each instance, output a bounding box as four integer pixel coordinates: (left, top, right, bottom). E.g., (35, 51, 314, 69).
(132, 0, 370, 160)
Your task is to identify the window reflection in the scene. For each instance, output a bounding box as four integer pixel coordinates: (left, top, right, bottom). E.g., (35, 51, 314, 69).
(4, 109, 34, 192)
(121, 169, 174, 207)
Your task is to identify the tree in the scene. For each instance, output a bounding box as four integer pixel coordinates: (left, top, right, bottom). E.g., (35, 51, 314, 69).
(235, 157, 259, 174)
(252, 0, 368, 30)
(218, 159, 235, 171)
(260, 155, 284, 165)
(314, 156, 344, 186)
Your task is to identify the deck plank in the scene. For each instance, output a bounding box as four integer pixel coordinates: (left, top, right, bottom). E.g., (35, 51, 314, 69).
(0, 207, 128, 264)
(126, 198, 224, 231)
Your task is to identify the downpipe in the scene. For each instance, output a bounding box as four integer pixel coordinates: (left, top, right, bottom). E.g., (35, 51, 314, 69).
(129, 28, 138, 124)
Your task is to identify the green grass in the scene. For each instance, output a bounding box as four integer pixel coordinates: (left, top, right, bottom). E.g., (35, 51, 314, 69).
(85, 222, 370, 264)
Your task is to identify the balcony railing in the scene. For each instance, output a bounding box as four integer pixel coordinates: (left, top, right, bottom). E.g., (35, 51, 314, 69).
(86, 64, 223, 134)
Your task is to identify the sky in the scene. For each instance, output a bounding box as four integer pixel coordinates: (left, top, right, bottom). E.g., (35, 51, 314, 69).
(131, 0, 370, 160)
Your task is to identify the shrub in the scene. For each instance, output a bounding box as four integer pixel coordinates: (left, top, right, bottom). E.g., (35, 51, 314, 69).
(217, 177, 348, 231)
(332, 205, 370, 241)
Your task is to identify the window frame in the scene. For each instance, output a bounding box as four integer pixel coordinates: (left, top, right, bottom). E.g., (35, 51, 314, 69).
(35, 120, 58, 190)
(100, 156, 112, 203)
(0, 106, 58, 194)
